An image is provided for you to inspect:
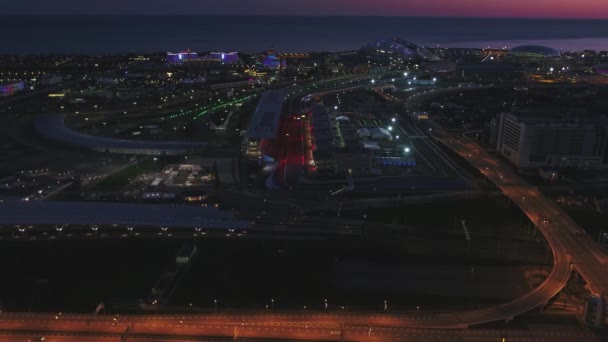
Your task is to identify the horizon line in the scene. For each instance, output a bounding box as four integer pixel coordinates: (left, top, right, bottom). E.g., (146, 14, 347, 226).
(1, 14, 608, 20)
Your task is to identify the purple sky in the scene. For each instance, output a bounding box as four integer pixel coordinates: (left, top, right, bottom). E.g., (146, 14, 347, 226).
(3, 0, 608, 18)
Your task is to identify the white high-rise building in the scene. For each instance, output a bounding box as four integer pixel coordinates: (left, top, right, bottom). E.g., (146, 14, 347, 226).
(497, 111, 607, 169)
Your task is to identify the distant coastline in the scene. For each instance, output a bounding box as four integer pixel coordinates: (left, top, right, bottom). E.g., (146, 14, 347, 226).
(2, 14, 608, 19)
(1, 15, 607, 54)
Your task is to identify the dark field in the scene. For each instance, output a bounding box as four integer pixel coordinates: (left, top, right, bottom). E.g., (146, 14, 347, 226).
(0, 196, 549, 314)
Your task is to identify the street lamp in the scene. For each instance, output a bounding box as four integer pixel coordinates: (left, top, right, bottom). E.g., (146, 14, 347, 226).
(387, 126, 393, 131)
(391, 118, 396, 122)
(404, 147, 410, 153)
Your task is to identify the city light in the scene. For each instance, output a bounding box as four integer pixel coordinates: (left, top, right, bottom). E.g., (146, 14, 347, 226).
(3, 19, 606, 340)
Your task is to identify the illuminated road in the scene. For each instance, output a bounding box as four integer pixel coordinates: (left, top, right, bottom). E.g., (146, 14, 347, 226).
(282, 113, 305, 185)
(434, 129, 608, 302)
(2, 83, 607, 339)
(0, 312, 601, 341)
(378, 83, 608, 322)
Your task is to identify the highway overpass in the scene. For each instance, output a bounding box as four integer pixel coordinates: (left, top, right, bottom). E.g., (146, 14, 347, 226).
(432, 129, 608, 311)
(1, 83, 604, 339)
(34, 115, 207, 155)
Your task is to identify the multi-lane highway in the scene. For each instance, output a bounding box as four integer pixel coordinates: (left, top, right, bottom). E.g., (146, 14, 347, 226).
(2, 82, 607, 339)
(435, 131, 608, 295)
(0, 311, 602, 342)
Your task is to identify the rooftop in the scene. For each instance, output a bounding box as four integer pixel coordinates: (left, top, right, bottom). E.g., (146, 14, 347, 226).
(246, 90, 285, 139)
(509, 45, 560, 58)
(361, 38, 440, 61)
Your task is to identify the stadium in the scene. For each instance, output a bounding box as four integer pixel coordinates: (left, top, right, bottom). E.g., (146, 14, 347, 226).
(506, 45, 561, 63)
(360, 38, 440, 62)
(592, 63, 608, 76)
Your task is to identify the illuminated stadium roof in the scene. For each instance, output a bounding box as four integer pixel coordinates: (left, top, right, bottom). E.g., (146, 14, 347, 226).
(508, 45, 561, 59)
(361, 38, 439, 61)
(592, 63, 608, 75)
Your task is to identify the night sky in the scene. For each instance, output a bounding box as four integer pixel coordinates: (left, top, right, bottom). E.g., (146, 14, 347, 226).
(2, 0, 608, 18)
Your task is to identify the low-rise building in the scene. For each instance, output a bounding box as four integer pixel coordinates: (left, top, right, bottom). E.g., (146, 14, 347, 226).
(207, 52, 239, 63)
(166, 51, 200, 64)
(0, 81, 25, 97)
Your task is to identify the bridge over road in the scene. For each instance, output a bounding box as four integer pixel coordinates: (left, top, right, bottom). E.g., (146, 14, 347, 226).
(435, 129, 608, 298)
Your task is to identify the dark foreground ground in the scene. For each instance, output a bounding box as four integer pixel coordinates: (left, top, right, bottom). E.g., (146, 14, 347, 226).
(0, 196, 549, 314)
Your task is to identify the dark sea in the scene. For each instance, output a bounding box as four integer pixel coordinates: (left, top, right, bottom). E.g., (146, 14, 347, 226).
(1, 16, 608, 54)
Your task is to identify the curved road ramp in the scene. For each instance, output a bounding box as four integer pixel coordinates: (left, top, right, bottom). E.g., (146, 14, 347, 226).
(34, 115, 207, 155)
